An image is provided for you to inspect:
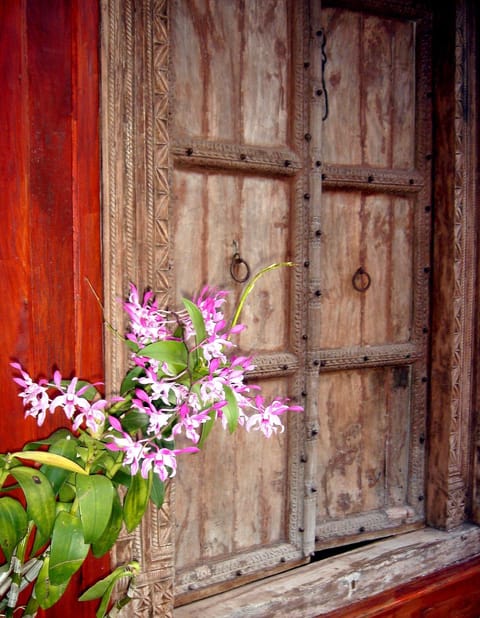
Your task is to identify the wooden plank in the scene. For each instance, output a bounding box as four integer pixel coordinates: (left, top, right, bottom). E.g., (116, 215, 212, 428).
(363, 194, 413, 344)
(324, 555, 480, 617)
(391, 19, 415, 169)
(0, 0, 34, 449)
(363, 14, 393, 168)
(322, 8, 362, 165)
(175, 378, 290, 568)
(173, 525, 480, 617)
(322, 9, 416, 169)
(171, 0, 242, 140)
(319, 190, 362, 349)
(172, 0, 290, 146)
(242, 0, 289, 145)
(319, 191, 414, 349)
(314, 368, 411, 527)
(172, 169, 292, 353)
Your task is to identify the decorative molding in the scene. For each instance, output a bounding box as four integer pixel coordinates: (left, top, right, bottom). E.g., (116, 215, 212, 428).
(307, 343, 421, 371)
(173, 139, 301, 176)
(175, 542, 304, 598)
(427, 0, 476, 531)
(444, 0, 475, 529)
(321, 164, 424, 191)
(101, 0, 174, 615)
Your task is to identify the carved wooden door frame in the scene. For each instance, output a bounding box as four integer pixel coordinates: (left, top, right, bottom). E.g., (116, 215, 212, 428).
(100, 0, 479, 615)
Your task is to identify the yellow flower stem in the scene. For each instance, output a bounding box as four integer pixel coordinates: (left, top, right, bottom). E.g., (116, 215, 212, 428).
(229, 262, 295, 335)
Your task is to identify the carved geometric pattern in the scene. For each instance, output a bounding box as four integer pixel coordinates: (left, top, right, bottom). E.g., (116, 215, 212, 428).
(152, 0, 170, 302)
(101, 0, 175, 615)
(444, 0, 473, 528)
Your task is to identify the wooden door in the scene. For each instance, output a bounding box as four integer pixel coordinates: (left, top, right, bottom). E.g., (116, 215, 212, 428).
(169, 0, 432, 603)
(309, 0, 432, 550)
(170, 0, 308, 603)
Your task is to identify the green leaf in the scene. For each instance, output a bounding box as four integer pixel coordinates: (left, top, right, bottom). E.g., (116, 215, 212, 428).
(49, 511, 90, 585)
(123, 472, 152, 533)
(223, 385, 239, 433)
(91, 489, 123, 558)
(79, 561, 139, 602)
(12, 451, 87, 476)
(81, 562, 139, 618)
(119, 410, 150, 434)
(23, 429, 72, 450)
(58, 482, 76, 503)
(35, 555, 70, 609)
(9, 466, 56, 540)
(182, 298, 207, 344)
(0, 497, 28, 561)
(137, 340, 188, 373)
(76, 475, 115, 544)
(120, 365, 144, 396)
(150, 474, 165, 509)
(197, 410, 216, 449)
(41, 439, 78, 494)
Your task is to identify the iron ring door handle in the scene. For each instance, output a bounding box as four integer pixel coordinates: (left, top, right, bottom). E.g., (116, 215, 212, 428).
(230, 252, 250, 283)
(352, 267, 371, 292)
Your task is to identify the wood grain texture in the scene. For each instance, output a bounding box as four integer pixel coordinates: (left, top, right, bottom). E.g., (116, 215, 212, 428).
(322, 8, 416, 169)
(174, 525, 480, 617)
(0, 1, 105, 615)
(171, 0, 307, 601)
(171, 0, 290, 146)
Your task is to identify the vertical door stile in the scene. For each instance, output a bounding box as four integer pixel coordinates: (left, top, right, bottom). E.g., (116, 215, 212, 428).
(303, 0, 323, 558)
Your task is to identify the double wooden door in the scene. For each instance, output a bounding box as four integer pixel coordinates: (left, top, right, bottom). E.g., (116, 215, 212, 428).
(170, 0, 432, 603)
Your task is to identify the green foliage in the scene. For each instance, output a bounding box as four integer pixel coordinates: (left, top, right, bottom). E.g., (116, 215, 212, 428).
(0, 497, 28, 561)
(123, 471, 152, 533)
(49, 511, 90, 585)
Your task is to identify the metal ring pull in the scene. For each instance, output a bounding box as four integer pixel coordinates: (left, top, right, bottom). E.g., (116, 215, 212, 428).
(230, 242, 250, 283)
(352, 266, 371, 292)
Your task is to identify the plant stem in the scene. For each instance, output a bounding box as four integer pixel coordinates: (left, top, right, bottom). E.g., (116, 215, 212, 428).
(229, 262, 294, 333)
(4, 523, 33, 618)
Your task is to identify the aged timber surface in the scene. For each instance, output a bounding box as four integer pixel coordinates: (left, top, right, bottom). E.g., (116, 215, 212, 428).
(174, 525, 480, 617)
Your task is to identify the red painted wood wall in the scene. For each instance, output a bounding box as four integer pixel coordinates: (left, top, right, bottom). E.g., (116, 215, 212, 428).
(0, 0, 106, 615)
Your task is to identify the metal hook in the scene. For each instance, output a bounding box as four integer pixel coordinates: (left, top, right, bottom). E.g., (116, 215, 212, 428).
(230, 241, 250, 283)
(317, 29, 329, 121)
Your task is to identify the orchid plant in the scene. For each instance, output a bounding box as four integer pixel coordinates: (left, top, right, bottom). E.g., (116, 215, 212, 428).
(0, 265, 302, 617)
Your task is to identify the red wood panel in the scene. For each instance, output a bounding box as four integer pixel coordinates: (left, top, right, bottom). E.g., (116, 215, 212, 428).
(322, 556, 480, 618)
(0, 0, 34, 448)
(0, 0, 105, 615)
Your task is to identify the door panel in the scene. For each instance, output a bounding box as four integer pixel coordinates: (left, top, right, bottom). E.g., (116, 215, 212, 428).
(315, 366, 412, 542)
(172, 169, 292, 353)
(170, 0, 432, 603)
(322, 7, 416, 169)
(319, 190, 414, 349)
(172, 0, 289, 146)
(171, 0, 307, 603)
(311, 0, 432, 548)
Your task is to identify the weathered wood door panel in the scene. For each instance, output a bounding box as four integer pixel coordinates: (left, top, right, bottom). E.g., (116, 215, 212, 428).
(170, 0, 432, 603)
(171, 0, 307, 603)
(310, 0, 432, 548)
